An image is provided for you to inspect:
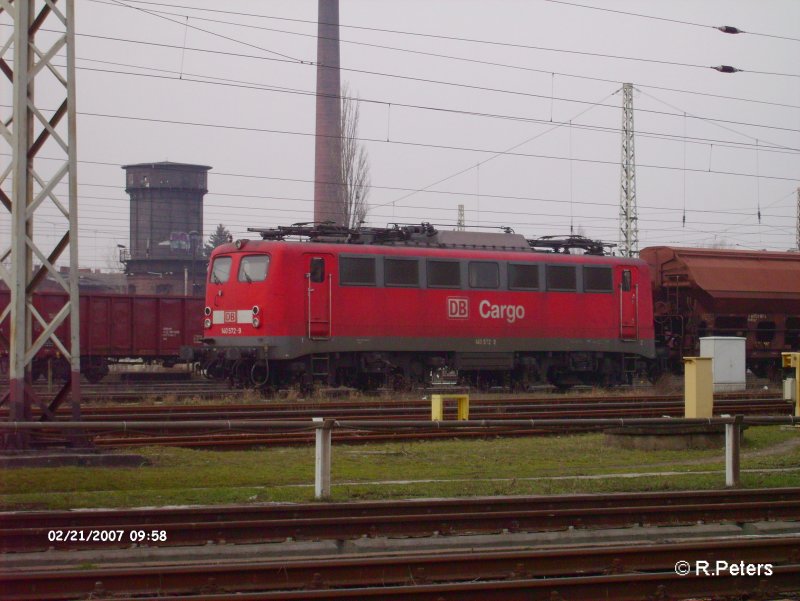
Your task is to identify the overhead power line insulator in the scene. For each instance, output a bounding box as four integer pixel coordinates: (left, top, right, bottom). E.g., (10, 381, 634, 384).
(717, 25, 744, 34)
(712, 65, 741, 73)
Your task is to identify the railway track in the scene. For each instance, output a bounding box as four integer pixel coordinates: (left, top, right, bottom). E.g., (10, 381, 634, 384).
(75, 395, 793, 448)
(0, 378, 780, 404)
(6, 390, 789, 448)
(2, 489, 799, 600)
(29, 380, 234, 402)
(6, 391, 786, 419)
(2, 534, 799, 600)
(3, 487, 799, 553)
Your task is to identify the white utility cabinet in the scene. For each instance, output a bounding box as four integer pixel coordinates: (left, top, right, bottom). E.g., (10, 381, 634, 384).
(699, 336, 746, 392)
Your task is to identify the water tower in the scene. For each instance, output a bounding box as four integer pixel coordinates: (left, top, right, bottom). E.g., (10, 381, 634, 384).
(121, 161, 211, 295)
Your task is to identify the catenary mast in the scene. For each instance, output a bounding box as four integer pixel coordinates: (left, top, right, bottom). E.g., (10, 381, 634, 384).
(619, 83, 638, 257)
(1, 0, 81, 448)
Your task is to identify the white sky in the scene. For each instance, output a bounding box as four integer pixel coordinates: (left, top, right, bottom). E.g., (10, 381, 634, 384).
(2, 0, 799, 269)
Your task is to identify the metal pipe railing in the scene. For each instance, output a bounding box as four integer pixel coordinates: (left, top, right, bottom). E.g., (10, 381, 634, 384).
(3, 415, 797, 497)
(0, 415, 797, 432)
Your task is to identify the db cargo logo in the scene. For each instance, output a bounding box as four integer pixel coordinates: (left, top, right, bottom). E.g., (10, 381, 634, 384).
(447, 297, 469, 319)
(224, 311, 237, 323)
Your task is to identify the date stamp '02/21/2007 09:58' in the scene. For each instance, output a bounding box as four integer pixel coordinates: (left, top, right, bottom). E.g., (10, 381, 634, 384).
(47, 530, 168, 543)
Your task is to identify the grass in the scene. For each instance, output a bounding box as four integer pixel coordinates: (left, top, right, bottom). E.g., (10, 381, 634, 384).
(1, 426, 798, 510)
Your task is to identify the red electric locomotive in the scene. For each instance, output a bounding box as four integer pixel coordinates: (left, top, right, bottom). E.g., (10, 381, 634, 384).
(201, 223, 655, 390)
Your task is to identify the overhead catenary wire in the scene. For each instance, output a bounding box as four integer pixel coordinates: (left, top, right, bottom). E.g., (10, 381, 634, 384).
(90, 0, 800, 77)
(61, 59, 800, 155)
(11, 26, 796, 141)
(372, 87, 621, 210)
(4, 184, 795, 238)
(97, 0, 800, 45)
(10, 186, 793, 231)
(543, 0, 800, 43)
(57, 109, 797, 183)
(59, 33, 800, 137)
(635, 88, 797, 151)
(4, 3, 797, 262)
(3, 210, 794, 242)
(103, 0, 305, 64)
(5, 152, 797, 219)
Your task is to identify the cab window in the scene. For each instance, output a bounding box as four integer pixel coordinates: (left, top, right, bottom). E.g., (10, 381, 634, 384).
(238, 255, 270, 283)
(210, 256, 232, 283)
(621, 270, 632, 292)
(310, 257, 325, 283)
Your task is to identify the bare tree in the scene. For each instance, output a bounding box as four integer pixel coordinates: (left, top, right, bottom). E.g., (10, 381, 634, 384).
(339, 82, 370, 229)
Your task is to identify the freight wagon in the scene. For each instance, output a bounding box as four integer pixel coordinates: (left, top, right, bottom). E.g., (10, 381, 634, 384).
(0, 290, 204, 382)
(641, 246, 800, 377)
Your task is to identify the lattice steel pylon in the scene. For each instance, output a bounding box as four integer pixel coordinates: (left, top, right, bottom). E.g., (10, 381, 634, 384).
(618, 83, 638, 257)
(0, 0, 81, 448)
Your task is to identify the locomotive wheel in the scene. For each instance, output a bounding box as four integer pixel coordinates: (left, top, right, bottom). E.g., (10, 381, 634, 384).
(81, 356, 109, 384)
(546, 366, 570, 391)
(250, 360, 269, 387)
(232, 359, 254, 388)
(299, 373, 315, 397)
(391, 370, 411, 392)
(202, 358, 225, 380)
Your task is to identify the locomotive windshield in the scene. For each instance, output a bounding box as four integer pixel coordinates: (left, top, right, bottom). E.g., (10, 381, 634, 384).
(238, 255, 270, 283)
(210, 256, 232, 283)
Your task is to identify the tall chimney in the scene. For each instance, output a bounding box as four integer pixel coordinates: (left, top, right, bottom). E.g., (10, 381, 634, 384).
(314, 0, 343, 225)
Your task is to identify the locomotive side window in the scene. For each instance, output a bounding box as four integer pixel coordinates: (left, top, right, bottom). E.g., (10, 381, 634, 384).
(427, 260, 461, 288)
(310, 257, 325, 283)
(210, 256, 232, 284)
(508, 263, 539, 290)
(340, 256, 376, 286)
(239, 255, 270, 283)
(385, 258, 419, 287)
(583, 266, 613, 292)
(468, 262, 499, 289)
(621, 269, 632, 292)
(546, 265, 577, 291)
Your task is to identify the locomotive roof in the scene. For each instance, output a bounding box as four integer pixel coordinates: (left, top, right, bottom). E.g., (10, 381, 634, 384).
(246, 223, 614, 256)
(640, 246, 800, 299)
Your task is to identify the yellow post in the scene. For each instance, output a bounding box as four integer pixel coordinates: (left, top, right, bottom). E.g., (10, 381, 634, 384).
(431, 395, 444, 421)
(456, 396, 469, 420)
(782, 352, 800, 417)
(684, 357, 713, 418)
(431, 394, 469, 421)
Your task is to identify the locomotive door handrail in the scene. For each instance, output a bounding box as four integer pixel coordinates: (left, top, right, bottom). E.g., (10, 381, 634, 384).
(306, 273, 312, 339)
(618, 268, 638, 341)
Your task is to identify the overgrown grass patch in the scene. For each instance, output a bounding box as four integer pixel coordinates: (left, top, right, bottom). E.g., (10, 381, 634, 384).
(1, 426, 797, 510)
